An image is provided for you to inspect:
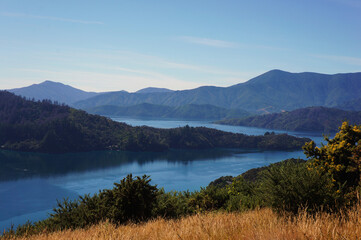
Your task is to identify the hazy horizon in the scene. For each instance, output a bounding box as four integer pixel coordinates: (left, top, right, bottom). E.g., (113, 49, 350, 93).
(5, 69, 361, 93)
(1, 0, 360, 92)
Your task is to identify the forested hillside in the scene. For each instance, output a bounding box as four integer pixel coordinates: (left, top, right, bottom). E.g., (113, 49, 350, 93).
(0, 91, 308, 153)
(217, 106, 361, 132)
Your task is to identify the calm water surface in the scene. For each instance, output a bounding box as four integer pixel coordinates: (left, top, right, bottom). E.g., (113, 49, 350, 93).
(111, 117, 326, 144)
(0, 118, 327, 231)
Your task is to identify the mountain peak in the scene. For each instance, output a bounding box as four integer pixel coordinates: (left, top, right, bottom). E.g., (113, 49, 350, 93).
(266, 69, 288, 74)
(42, 80, 60, 84)
(8, 81, 99, 105)
(39, 80, 71, 87)
(135, 87, 174, 94)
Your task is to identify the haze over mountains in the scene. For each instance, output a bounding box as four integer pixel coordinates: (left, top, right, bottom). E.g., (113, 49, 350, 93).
(7, 70, 361, 119)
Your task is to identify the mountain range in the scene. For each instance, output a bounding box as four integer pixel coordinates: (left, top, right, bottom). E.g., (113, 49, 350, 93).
(73, 70, 361, 112)
(8, 83, 174, 106)
(6, 70, 361, 119)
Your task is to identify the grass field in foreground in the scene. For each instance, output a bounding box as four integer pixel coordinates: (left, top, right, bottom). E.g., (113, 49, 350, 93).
(8, 204, 361, 240)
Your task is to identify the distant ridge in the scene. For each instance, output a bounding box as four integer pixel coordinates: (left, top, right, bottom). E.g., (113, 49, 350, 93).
(74, 70, 361, 112)
(216, 106, 361, 132)
(86, 103, 250, 120)
(8, 80, 100, 105)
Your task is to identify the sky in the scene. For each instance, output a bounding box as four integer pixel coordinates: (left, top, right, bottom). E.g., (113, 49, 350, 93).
(0, 0, 360, 92)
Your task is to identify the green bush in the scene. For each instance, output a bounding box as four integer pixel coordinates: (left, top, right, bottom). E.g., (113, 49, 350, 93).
(258, 160, 337, 213)
(154, 190, 194, 218)
(226, 176, 260, 211)
(188, 186, 229, 212)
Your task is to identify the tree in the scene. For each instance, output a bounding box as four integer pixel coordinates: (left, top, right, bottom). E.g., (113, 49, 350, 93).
(101, 174, 158, 223)
(303, 122, 361, 204)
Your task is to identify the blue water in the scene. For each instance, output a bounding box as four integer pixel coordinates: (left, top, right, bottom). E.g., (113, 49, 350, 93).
(0, 119, 327, 231)
(111, 117, 326, 145)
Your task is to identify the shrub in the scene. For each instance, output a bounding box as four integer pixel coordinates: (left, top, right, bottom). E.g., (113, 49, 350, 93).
(10, 174, 160, 235)
(100, 174, 158, 223)
(154, 189, 194, 218)
(258, 160, 337, 213)
(189, 186, 229, 212)
(226, 176, 260, 211)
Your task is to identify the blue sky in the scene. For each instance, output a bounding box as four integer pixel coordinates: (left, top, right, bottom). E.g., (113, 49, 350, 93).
(1, 0, 360, 92)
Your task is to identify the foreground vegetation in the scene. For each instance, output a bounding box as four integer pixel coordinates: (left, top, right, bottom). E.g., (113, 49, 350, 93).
(2, 122, 361, 239)
(0, 91, 308, 153)
(8, 206, 361, 240)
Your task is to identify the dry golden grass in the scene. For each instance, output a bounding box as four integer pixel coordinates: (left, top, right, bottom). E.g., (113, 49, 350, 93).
(10, 205, 361, 240)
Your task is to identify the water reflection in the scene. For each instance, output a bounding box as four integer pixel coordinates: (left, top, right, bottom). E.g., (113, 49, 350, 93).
(0, 148, 304, 230)
(0, 149, 245, 182)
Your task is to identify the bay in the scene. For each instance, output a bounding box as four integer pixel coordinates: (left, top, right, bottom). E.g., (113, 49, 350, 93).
(0, 118, 325, 231)
(110, 117, 326, 145)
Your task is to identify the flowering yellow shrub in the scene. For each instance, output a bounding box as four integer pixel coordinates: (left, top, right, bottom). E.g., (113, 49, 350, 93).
(303, 122, 361, 203)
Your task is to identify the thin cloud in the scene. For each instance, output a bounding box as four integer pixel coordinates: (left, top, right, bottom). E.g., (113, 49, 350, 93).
(178, 36, 288, 52)
(331, 0, 361, 9)
(8, 49, 258, 90)
(113, 51, 248, 76)
(312, 54, 361, 66)
(1, 12, 103, 24)
(94, 66, 184, 83)
(179, 36, 238, 48)
(38, 49, 246, 77)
